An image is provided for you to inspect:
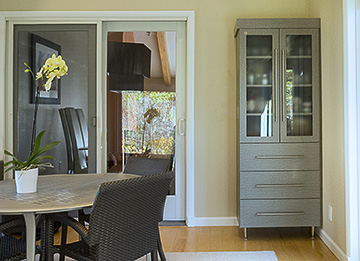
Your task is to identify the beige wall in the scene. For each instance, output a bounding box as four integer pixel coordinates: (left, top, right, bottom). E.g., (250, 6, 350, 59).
(2, 0, 349, 256)
(309, 0, 346, 254)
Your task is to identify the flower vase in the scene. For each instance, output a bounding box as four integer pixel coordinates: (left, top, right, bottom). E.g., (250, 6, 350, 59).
(14, 168, 38, 193)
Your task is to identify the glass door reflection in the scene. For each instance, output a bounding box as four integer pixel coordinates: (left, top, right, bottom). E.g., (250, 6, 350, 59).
(246, 35, 274, 138)
(106, 31, 176, 194)
(285, 35, 313, 137)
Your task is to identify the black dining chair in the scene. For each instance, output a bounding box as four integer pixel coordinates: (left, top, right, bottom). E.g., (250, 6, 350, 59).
(0, 217, 27, 261)
(123, 156, 173, 176)
(59, 107, 90, 258)
(59, 107, 88, 174)
(47, 171, 174, 261)
(122, 155, 173, 260)
(0, 216, 43, 261)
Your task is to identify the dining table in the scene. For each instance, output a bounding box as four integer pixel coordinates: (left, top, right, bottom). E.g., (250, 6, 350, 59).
(0, 173, 139, 261)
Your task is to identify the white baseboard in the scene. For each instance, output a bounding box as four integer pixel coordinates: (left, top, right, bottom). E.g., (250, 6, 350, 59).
(186, 216, 196, 227)
(316, 227, 348, 261)
(187, 217, 239, 227)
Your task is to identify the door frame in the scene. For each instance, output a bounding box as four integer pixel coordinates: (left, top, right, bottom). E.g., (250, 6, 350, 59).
(343, 0, 360, 260)
(0, 11, 196, 226)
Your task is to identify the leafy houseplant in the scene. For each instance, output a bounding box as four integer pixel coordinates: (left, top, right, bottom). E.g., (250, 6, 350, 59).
(4, 54, 67, 193)
(4, 130, 60, 173)
(4, 130, 60, 193)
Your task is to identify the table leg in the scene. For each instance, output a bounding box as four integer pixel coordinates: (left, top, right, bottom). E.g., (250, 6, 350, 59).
(23, 212, 36, 261)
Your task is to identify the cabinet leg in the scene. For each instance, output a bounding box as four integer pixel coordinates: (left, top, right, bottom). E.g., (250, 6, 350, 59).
(311, 226, 315, 238)
(244, 227, 248, 240)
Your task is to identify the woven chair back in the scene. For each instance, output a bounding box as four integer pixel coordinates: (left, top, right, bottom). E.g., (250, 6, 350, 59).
(123, 156, 172, 176)
(88, 171, 174, 261)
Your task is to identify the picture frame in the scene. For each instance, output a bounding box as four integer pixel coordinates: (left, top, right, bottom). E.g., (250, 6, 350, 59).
(31, 34, 61, 104)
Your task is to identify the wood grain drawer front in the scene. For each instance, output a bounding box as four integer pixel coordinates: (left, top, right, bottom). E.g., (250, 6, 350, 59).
(239, 199, 321, 227)
(240, 143, 320, 171)
(240, 171, 320, 199)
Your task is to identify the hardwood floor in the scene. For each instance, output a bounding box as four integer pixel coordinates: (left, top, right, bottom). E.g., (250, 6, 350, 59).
(55, 226, 338, 260)
(159, 226, 338, 261)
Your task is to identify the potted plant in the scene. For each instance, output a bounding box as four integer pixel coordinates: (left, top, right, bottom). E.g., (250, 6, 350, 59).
(4, 130, 60, 193)
(4, 53, 68, 193)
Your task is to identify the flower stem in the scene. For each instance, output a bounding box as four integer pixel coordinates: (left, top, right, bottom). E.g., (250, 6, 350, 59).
(30, 88, 40, 155)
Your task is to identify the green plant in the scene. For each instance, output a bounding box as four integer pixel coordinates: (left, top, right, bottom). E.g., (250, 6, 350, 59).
(4, 130, 60, 172)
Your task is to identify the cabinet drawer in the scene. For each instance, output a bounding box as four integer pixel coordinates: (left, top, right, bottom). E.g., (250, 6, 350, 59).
(239, 199, 321, 227)
(240, 143, 320, 171)
(240, 171, 320, 199)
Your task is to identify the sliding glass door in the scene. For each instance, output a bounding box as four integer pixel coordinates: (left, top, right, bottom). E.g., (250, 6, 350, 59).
(103, 22, 186, 220)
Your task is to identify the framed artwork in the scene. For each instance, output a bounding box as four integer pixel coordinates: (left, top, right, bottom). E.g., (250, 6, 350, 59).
(31, 34, 61, 104)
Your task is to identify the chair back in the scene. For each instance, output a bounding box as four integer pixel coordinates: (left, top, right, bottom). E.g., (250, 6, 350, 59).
(59, 107, 88, 174)
(88, 171, 174, 261)
(59, 109, 74, 173)
(123, 156, 172, 176)
(76, 108, 89, 159)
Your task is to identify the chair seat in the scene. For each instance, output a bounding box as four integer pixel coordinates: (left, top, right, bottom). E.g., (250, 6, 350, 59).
(0, 235, 26, 261)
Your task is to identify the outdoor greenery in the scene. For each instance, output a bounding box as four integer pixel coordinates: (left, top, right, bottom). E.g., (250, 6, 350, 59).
(122, 91, 176, 155)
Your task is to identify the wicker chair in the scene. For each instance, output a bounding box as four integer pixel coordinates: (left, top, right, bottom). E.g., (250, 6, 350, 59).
(123, 156, 173, 176)
(122, 156, 173, 260)
(0, 217, 26, 261)
(0, 217, 30, 261)
(57, 156, 173, 260)
(49, 171, 174, 261)
(0, 215, 44, 261)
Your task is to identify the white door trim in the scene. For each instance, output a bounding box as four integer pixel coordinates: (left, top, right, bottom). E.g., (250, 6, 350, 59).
(0, 11, 195, 226)
(343, 0, 360, 260)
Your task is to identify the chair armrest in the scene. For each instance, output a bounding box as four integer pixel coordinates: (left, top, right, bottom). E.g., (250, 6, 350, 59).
(0, 217, 25, 234)
(78, 209, 90, 224)
(49, 213, 89, 244)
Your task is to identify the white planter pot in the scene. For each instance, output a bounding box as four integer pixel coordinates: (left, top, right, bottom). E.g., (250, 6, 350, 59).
(14, 168, 38, 193)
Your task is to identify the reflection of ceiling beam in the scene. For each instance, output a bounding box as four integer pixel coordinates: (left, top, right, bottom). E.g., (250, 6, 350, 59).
(156, 32, 171, 86)
(123, 32, 135, 43)
(107, 32, 134, 43)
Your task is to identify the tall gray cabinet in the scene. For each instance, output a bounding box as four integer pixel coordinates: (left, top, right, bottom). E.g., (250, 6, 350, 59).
(235, 19, 321, 239)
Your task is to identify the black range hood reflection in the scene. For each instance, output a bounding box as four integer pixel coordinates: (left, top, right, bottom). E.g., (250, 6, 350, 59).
(107, 42, 151, 92)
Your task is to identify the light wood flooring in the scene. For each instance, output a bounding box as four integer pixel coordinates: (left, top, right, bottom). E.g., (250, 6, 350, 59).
(55, 226, 338, 261)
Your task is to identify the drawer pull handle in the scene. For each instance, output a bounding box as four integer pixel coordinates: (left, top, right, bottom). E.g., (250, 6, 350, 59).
(255, 155, 305, 159)
(256, 212, 305, 216)
(255, 184, 305, 188)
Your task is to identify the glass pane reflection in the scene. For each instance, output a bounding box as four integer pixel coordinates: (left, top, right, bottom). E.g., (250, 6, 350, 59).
(246, 35, 273, 137)
(285, 35, 313, 136)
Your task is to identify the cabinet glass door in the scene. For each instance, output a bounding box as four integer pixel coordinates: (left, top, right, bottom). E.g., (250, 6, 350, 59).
(280, 29, 320, 142)
(239, 29, 279, 142)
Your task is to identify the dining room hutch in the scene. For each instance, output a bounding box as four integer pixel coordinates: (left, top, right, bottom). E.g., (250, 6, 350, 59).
(234, 18, 322, 239)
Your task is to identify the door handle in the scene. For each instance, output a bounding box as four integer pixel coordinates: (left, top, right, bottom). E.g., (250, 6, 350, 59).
(92, 117, 97, 127)
(281, 48, 286, 122)
(255, 184, 305, 188)
(178, 118, 185, 136)
(256, 212, 304, 216)
(255, 155, 305, 159)
(274, 49, 278, 122)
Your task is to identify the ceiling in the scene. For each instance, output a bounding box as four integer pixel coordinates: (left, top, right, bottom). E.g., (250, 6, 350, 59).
(133, 31, 176, 78)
